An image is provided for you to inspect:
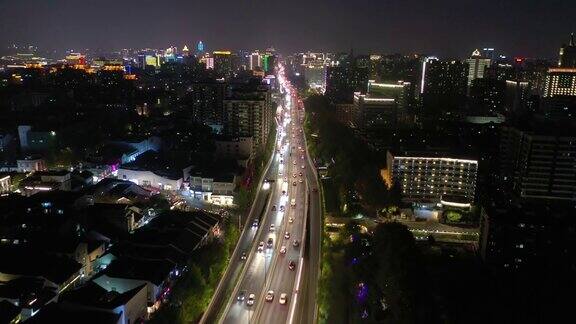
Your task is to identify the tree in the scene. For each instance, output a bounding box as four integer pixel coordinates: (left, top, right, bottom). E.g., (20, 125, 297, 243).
(370, 222, 437, 323)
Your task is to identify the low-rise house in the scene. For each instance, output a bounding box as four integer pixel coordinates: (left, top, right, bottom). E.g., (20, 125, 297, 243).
(187, 162, 239, 205)
(92, 257, 177, 310)
(0, 300, 21, 324)
(19, 170, 71, 196)
(0, 246, 83, 294)
(0, 277, 57, 321)
(59, 282, 147, 324)
(0, 174, 11, 193)
(26, 303, 121, 324)
(117, 151, 190, 191)
(16, 155, 46, 173)
(85, 178, 152, 204)
(84, 203, 146, 237)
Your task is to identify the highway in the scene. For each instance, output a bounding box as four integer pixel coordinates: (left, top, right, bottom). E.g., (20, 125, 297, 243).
(206, 63, 322, 324)
(200, 81, 283, 324)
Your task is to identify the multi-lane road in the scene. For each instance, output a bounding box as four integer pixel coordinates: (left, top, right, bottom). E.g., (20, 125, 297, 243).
(201, 63, 321, 324)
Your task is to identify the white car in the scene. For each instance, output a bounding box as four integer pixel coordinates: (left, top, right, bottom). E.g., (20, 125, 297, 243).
(258, 241, 264, 252)
(301, 165, 305, 169)
(288, 217, 294, 223)
(270, 224, 275, 232)
(279, 293, 288, 305)
(265, 290, 274, 302)
(284, 232, 290, 239)
(280, 246, 287, 254)
(247, 293, 256, 306)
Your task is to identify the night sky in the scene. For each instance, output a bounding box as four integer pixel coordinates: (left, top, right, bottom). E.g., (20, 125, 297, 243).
(1, 0, 575, 58)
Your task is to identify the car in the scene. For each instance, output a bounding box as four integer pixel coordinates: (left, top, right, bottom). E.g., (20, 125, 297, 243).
(293, 240, 300, 247)
(270, 224, 275, 232)
(282, 190, 286, 196)
(272, 205, 276, 211)
(247, 293, 256, 306)
(288, 260, 296, 270)
(301, 165, 305, 169)
(240, 251, 247, 260)
(284, 232, 290, 239)
(288, 217, 294, 223)
(293, 173, 297, 178)
(252, 219, 259, 227)
(301, 155, 304, 159)
(280, 245, 287, 254)
(284, 176, 288, 182)
(279, 293, 288, 305)
(280, 159, 283, 164)
(293, 181, 297, 186)
(258, 241, 264, 252)
(237, 290, 246, 301)
(280, 205, 285, 212)
(267, 237, 274, 248)
(265, 290, 274, 302)
(299, 179, 303, 183)
(299, 172, 303, 177)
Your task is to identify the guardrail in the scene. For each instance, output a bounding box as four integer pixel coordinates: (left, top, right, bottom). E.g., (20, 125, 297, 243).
(302, 108, 322, 324)
(286, 175, 309, 324)
(200, 118, 280, 324)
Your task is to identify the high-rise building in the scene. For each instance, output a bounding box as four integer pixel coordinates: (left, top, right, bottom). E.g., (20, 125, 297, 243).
(249, 51, 261, 71)
(213, 51, 233, 78)
(223, 84, 273, 153)
(558, 33, 576, 67)
(301, 52, 327, 90)
(197, 41, 205, 54)
(418, 56, 438, 96)
(482, 48, 496, 61)
(466, 49, 492, 86)
(544, 67, 576, 97)
(386, 151, 478, 204)
(422, 59, 468, 114)
(182, 45, 190, 57)
(353, 92, 397, 131)
(325, 56, 369, 103)
(469, 78, 505, 113)
(504, 79, 530, 114)
(367, 80, 411, 110)
(187, 81, 226, 127)
(479, 201, 576, 272)
(500, 124, 576, 201)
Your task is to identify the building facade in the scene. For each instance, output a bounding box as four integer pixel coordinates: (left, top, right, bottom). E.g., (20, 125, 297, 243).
(500, 126, 576, 201)
(387, 151, 478, 203)
(466, 49, 491, 86)
(223, 85, 272, 153)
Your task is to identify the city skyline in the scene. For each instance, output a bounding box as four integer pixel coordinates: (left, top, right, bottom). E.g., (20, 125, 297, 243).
(1, 0, 575, 58)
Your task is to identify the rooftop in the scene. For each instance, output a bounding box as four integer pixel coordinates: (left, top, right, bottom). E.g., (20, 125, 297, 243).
(26, 303, 121, 324)
(102, 257, 175, 286)
(0, 246, 82, 285)
(60, 281, 146, 310)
